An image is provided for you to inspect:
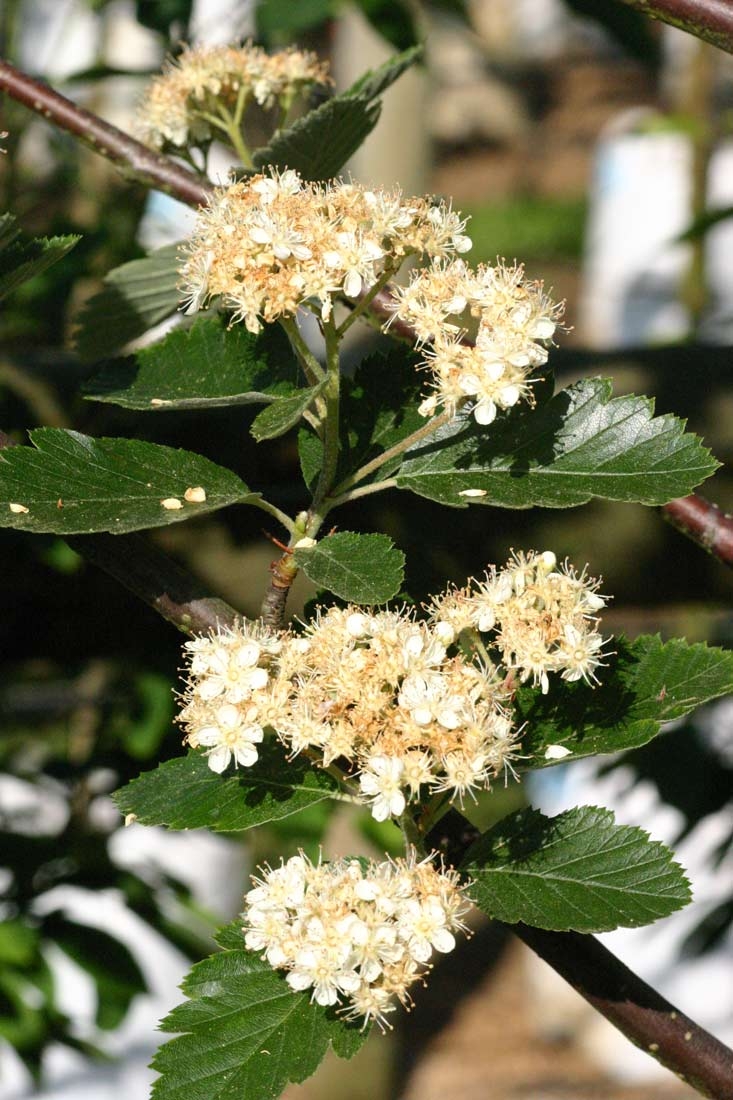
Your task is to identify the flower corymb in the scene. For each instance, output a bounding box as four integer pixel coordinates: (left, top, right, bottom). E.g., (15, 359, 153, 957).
(178, 170, 473, 333)
(391, 259, 562, 424)
(179, 167, 561, 429)
(135, 43, 331, 152)
(242, 851, 470, 1028)
(177, 550, 607, 815)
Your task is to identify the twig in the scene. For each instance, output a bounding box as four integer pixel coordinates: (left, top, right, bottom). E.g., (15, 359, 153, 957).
(0, 58, 213, 206)
(663, 493, 733, 567)
(67, 533, 239, 636)
(259, 548, 299, 630)
(616, 0, 733, 54)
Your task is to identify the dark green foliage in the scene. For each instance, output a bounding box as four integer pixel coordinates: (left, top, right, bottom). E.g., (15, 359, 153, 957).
(463, 805, 690, 932)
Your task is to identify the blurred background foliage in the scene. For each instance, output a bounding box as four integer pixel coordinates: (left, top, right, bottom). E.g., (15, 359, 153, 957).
(0, 0, 732, 1093)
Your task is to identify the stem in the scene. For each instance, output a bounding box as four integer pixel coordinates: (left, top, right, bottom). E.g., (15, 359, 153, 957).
(335, 265, 399, 338)
(326, 477, 398, 511)
(0, 59, 213, 207)
(280, 316, 326, 386)
(247, 496, 295, 536)
(307, 321, 342, 526)
(219, 104, 253, 169)
(399, 810, 426, 857)
(232, 84, 249, 131)
(331, 410, 453, 498)
(616, 0, 733, 54)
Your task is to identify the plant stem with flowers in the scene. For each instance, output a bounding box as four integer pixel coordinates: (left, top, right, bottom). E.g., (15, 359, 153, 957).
(1, 32, 733, 1100)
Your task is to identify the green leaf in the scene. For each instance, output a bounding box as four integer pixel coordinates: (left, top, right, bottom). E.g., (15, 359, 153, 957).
(250, 383, 325, 442)
(253, 95, 381, 182)
(84, 315, 300, 411)
(74, 244, 181, 362)
(251, 45, 422, 182)
(462, 805, 691, 933)
(294, 531, 405, 603)
(256, 0, 335, 39)
(0, 428, 255, 534)
(114, 744, 338, 832)
(395, 378, 719, 508)
(343, 44, 423, 101)
(0, 212, 80, 302)
(518, 635, 733, 768)
(339, 347, 424, 483)
(298, 427, 323, 488)
(151, 922, 367, 1100)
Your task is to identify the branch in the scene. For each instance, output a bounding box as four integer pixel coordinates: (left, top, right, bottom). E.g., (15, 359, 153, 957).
(427, 810, 733, 1100)
(663, 493, 733, 567)
(616, 0, 733, 54)
(0, 58, 213, 207)
(515, 925, 733, 1100)
(67, 533, 240, 636)
(3, 58, 729, 573)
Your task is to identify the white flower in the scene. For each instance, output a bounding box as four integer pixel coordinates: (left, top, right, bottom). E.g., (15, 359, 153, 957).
(195, 702, 264, 771)
(248, 211, 312, 261)
(558, 624, 605, 685)
(287, 947, 361, 1005)
(323, 231, 384, 298)
(399, 897, 456, 962)
(359, 755, 406, 821)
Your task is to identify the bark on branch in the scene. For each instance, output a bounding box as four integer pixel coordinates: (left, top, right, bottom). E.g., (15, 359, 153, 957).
(617, 0, 733, 54)
(0, 58, 213, 207)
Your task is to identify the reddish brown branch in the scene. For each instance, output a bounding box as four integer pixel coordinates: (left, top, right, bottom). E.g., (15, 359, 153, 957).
(663, 493, 733, 567)
(516, 924, 733, 1100)
(0, 58, 213, 207)
(617, 0, 733, 53)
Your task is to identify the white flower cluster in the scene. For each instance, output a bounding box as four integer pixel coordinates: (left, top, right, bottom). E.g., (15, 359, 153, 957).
(179, 605, 514, 816)
(179, 169, 471, 332)
(390, 259, 561, 425)
(135, 43, 331, 152)
(178, 550, 606, 813)
(179, 620, 286, 773)
(180, 167, 560, 427)
(242, 851, 469, 1028)
(429, 550, 607, 694)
